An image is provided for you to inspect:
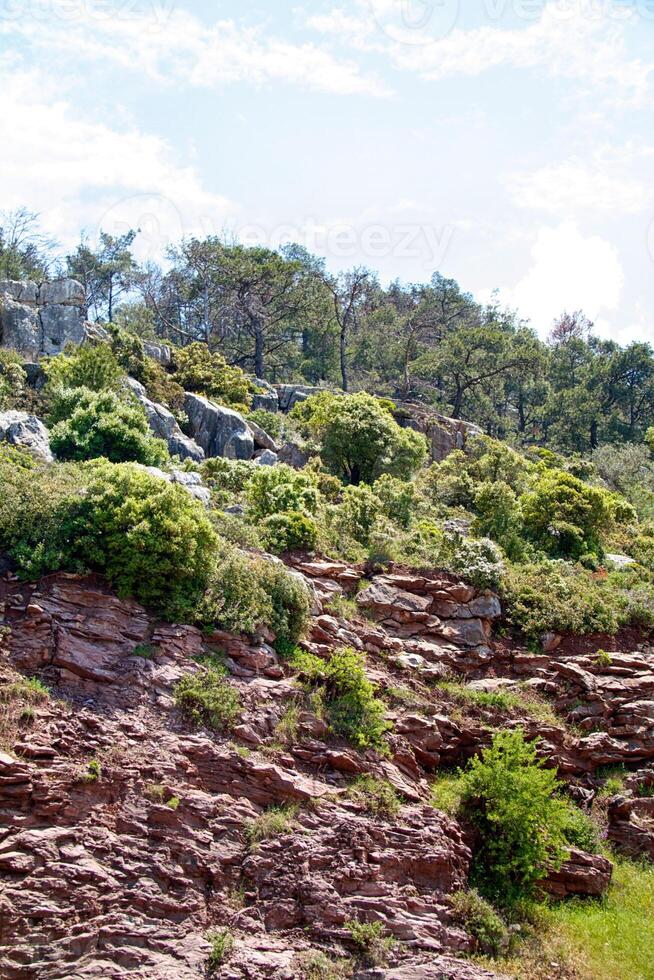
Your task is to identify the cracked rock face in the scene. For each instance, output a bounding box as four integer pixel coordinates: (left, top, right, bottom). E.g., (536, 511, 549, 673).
(184, 392, 254, 461)
(0, 279, 86, 358)
(0, 410, 53, 462)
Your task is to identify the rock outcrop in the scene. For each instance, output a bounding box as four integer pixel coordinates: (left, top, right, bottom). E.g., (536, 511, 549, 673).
(126, 377, 204, 462)
(0, 410, 53, 462)
(0, 279, 86, 358)
(394, 403, 483, 463)
(184, 392, 254, 461)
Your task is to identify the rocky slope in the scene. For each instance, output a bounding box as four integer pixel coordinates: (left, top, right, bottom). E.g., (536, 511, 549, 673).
(0, 557, 651, 979)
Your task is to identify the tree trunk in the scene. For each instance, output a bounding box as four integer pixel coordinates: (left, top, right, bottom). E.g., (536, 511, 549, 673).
(590, 419, 598, 449)
(340, 323, 348, 392)
(254, 322, 265, 379)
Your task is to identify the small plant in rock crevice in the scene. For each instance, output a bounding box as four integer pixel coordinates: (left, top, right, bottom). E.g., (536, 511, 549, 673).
(174, 665, 241, 732)
(243, 803, 299, 848)
(206, 927, 234, 971)
(345, 919, 395, 966)
(346, 775, 402, 819)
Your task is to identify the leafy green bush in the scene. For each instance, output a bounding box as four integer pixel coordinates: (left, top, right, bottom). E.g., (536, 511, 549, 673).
(49, 388, 169, 465)
(459, 729, 577, 906)
(245, 463, 319, 518)
(520, 470, 634, 560)
(449, 889, 509, 956)
(62, 462, 218, 620)
(172, 342, 252, 411)
(0, 447, 85, 578)
(201, 551, 310, 654)
(247, 408, 282, 441)
(373, 473, 417, 528)
(294, 391, 427, 484)
(330, 484, 382, 547)
(44, 343, 123, 393)
(440, 533, 505, 590)
(345, 920, 395, 966)
(292, 647, 391, 750)
(262, 510, 318, 554)
(0, 349, 27, 410)
(206, 928, 234, 970)
(419, 454, 476, 508)
(201, 457, 255, 494)
(503, 562, 618, 641)
(174, 664, 241, 730)
(471, 481, 525, 558)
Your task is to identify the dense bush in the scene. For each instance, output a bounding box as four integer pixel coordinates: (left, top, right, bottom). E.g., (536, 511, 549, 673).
(174, 664, 241, 730)
(419, 454, 476, 509)
(172, 342, 252, 411)
(471, 481, 524, 557)
(245, 463, 319, 518)
(292, 647, 391, 750)
(61, 462, 218, 620)
(503, 561, 618, 641)
(0, 349, 27, 410)
(520, 470, 633, 560)
(44, 343, 123, 393)
(449, 889, 509, 956)
(293, 391, 427, 484)
(200, 550, 310, 654)
(331, 484, 383, 547)
(0, 447, 84, 578)
(261, 510, 318, 554)
(459, 729, 575, 906)
(373, 473, 417, 528)
(49, 388, 169, 465)
(440, 533, 505, 590)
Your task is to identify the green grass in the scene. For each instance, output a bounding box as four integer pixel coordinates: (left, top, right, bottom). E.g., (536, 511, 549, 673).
(430, 771, 463, 815)
(435, 681, 560, 725)
(243, 803, 298, 848)
(347, 775, 402, 819)
(494, 856, 654, 980)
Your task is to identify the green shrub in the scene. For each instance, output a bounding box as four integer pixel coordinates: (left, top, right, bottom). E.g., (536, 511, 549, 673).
(207, 928, 234, 970)
(331, 484, 383, 547)
(173, 342, 252, 411)
(201, 551, 310, 654)
(201, 456, 255, 493)
(247, 408, 282, 441)
(471, 481, 526, 558)
(345, 920, 394, 966)
(419, 453, 476, 508)
(292, 647, 391, 750)
(520, 470, 633, 560)
(62, 462, 218, 620)
(449, 889, 509, 956)
(0, 448, 86, 579)
(262, 510, 318, 554)
(44, 343, 123, 393)
(459, 729, 573, 906)
(347, 775, 402, 819)
(245, 463, 319, 518)
(503, 562, 617, 641)
(373, 473, 417, 528)
(174, 665, 241, 730)
(49, 388, 169, 465)
(295, 391, 427, 484)
(140, 356, 185, 413)
(0, 349, 27, 410)
(440, 533, 505, 590)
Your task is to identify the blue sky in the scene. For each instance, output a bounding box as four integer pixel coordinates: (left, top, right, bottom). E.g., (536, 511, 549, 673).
(2, 0, 654, 342)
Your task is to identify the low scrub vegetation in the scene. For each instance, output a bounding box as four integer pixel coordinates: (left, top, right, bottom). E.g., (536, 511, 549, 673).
(244, 803, 299, 847)
(174, 665, 241, 731)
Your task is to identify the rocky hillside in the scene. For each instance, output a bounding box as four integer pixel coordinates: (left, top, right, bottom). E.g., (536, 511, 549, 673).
(3, 553, 652, 979)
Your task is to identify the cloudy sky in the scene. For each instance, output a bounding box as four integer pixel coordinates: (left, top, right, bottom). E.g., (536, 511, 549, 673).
(2, 0, 653, 341)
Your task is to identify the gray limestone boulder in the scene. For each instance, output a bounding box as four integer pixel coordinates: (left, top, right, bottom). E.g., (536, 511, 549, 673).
(0, 281, 38, 305)
(144, 341, 173, 367)
(274, 383, 322, 412)
(38, 279, 85, 307)
(252, 379, 279, 412)
(126, 378, 204, 463)
(0, 297, 41, 356)
(246, 417, 279, 452)
(254, 449, 279, 466)
(183, 392, 254, 460)
(0, 411, 53, 462)
(40, 304, 86, 355)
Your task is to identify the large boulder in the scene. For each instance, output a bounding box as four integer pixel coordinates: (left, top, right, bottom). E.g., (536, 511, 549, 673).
(183, 392, 254, 460)
(394, 402, 483, 463)
(274, 383, 322, 412)
(252, 379, 279, 412)
(126, 378, 204, 463)
(143, 341, 173, 367)
(0, 411, 52, 462)
(246, 417, 279, 452)
(0, 278, 86, 357)
(0, 298, 41, 356)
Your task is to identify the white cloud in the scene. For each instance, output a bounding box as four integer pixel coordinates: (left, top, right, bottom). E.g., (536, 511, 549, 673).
(497, 220, 624, 332)
(1, 7, 391, 98)
(510, 158, 653, 214)
(0, 62, 238, 260)
(309, 0, 652, 104)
